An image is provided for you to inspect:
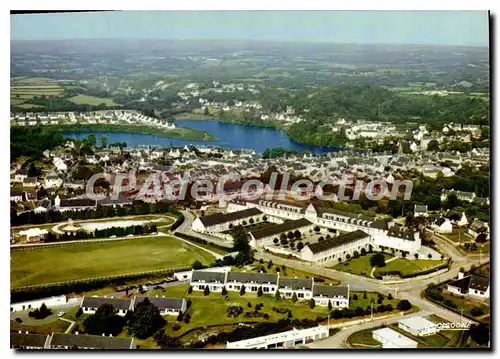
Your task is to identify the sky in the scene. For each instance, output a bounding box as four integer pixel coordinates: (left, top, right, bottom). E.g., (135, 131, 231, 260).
(10, 11, 489, 46)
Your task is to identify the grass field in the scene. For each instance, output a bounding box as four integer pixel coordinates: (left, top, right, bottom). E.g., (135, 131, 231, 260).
(10, 319, 70, 335)
(11, 236, 215, 288)
(373, 258, 446, 277)
(332, 253, 393, 277)
(69, 94, 119, 106)
(347, 327, 383, 348)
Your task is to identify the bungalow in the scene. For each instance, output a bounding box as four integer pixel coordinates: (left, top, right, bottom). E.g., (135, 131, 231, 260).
(49, 333, 136, 350)
(64, 179, 85, 190)
(312, 284, 349, 308)
(23, 177, 39, 187)
(44, 174, 62, 188)
(278, 277, 313, 300)
(10, 191, 24, 202)
(190, 270, 227, 292)
(226, 272, 278, 294)
(14, 169, 28, 182)
(133, 296, 187, 316)
(11, 333, 51, 349)
(468, 219, 489, 239)
(413, 204, 428, 217)
(191, 207, 263, 234)
(441, 189, 475, 203)
(80, 296, 132, 316)
(431, 217, 453, 234)
(55, 196, 97, 212)
(18, 228, 49, 243)
(398, 316, 438, 337)
(446, 272, 490, 299)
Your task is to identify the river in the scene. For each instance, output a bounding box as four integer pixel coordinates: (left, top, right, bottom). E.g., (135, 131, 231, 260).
(63, 119, 341, 154)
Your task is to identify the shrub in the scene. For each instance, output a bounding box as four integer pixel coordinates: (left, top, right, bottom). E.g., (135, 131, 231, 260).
(370, 253, 386, 267)
(387, 293, 393, 300)
(226, 306, 244, 318)
(273, 238, 279, 244)
(75, 307, 83, 318)
(397, 300, 412, 311)
(247, 302, 252, 308)
(291, 293, 298, 303)
(444, 299, 458, 309)
(353, 294, 358, 300)
(172, 323, 181, 331)
(263, 313, 270, 320)
(377, 298, 382, 305)
(221, 287, 228, 296)
(240, 285, 245, 296)
(203, 286, 210, 296)
(187, 286, 193, 294)
(471, 307, 484, 317)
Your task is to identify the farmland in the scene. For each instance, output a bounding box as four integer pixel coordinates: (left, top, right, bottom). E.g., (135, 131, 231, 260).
(10, 236, 215, 288)
(68, 94, 120, 106)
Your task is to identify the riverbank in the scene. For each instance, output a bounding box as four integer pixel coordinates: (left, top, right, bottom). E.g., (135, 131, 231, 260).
(52, 123, 215, 142)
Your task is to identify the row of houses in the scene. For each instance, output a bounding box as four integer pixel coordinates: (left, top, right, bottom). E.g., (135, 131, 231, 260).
(80, 295, 187, 316)
(190, 269, 350, 308)
(11, 332, 136, 350)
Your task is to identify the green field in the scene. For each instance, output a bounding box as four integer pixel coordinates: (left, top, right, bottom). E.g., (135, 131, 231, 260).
(347, 327, 383, 348)
(69, 94, 119, 106)
(332, 253, 393, 277)
(11, 236, 215, 287)
(374, 258, 446, 277)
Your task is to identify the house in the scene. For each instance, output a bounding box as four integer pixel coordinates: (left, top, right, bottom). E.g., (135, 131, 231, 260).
(18, 228, 49, 243)
(191, 208, 263, 234)
(413, 204, 428, 217)
(441, 189, 475, 203)
(23, 177, 39, 187)
(173, 266, 231, 281)
(398, 316, 438, 336)
(312, 284, 349, 308)
(11, 333, 51, 349)
(468, 219, 489, 239)
(446, 272, 490, 299)
(431, 217, 453, 234)
(49, 333, 136, 350)
(226, 326, 329, 349)
(14, 169, 28, 182)
(190, 270, 227, 292)
(278, 277, 313, 300)
(10, 191, 24, 202)
(56, 197, 97, 212)
(133, 296, 187, 316)
(64, 180, 85, 190)
(80, 296, 132, 316)
(225, 272, 278, 294)
(44, 174, 62, 188)
(372, 327, 418, 349)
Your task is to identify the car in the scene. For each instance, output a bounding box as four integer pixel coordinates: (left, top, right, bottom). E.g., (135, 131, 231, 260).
(57, 312, 65, 317)
(127, 234, 134, 237)
(110, 235, 117, 238)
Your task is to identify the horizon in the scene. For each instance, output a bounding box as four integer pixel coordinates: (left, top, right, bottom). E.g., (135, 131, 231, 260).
(10, 11, 489, 47)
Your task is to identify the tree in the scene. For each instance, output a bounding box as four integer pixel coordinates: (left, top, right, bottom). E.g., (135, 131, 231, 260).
(471, 307, 485, 317)
(192, 260, 205, 270)
(297, 242, 304, 251)
(318, 236, 325, 241)
(328, 300, 332, 311)
(75, 307, 83, 318)
(257, 287, 263, 297)
(314, 226, 320, 232)
(469, 324, 489, 345)
(204, 286, 210, 296)
(187, 286, 193, 295)
(426, 140, 439, 152)
(287, 310, 293, 319)
(249, 218, 254, 224)
(221, 287, 228, 296)
(360, 248, 367, 256)
(397, 300, 412, 311)
(273, 238, 279, 244)
(476, 233, 488, 243)
(363, 292, 367, 300)
(100, 135, 108, 148)
(309, 299, 315, 309)
(370, 253, 386, 268)
(128, 298, 166, 339)
(267, 260, 273, 269)
(427, 253, 432, 259)
(263, 215, 268, 221)
(280, 237, 288, 246)
(83, 304, 125, 337)
(388, 293, 393, 300)
(274, 290, 281, 300)
(240, 285, 246, 296)
(414, 253, 419, 259)
(294, 230, 302, 239)
(203, 106, 210, 116)
(287, 231, 294, 239)
(353, 294, 358, 300)
(291, 293, 298, 303)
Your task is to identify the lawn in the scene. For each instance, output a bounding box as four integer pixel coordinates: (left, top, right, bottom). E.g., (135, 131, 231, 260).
(387, 323, 450, 348)
(69, 94, 119, 106)
(443, 227, 474, 243)
(373, 258, 446, 277)
(11, 319, 70, 335)
(245, 262, 341, 285)
(11, 236, 215, 288)
(347, 328, 382, 348)
(332, 253, 393, 277)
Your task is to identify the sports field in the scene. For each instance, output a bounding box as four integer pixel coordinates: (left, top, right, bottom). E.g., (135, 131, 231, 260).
(11, 236, 214, 288)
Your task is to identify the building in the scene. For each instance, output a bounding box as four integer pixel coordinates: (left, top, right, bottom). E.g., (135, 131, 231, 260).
(446, 272, 490, 299)
(372, 327, 418, 349)
(133, 296, 187, 316)
(467, 219, 489, 239)
(10, 295, 67, 313)
(249, 218, 313, 248)
(226, 326, 329, 349)
(398, 316, 438, 336)
(190, 270, 227, 292)
(81, 297, 132, 316)
(173, 266, 231, 281)
(191, 207, 263, 234)
(413, 205, 428, 217)
(312, 284, 349, 308)
(431, 217, 453, 234)
(10, 191, 24, 202)
(18, 228, 49, 243)
(11, 333, 51, 349)
(440, 189, 476, 203)
(226, 272, 278, 294)
(300, 230, 371, 264)
(277, 277, 313, 300)
(49, 333, 136, 350)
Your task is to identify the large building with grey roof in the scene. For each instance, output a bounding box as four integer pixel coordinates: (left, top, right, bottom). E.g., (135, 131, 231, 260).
(191, 207, 264, 233)
(11, 332, 136, 350)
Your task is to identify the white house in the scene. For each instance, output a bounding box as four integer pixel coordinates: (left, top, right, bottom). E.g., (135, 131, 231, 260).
(173, 266, 231, 282)
(133, 296, 187, 316)
(18, 228, 49, 243)
(278, 277, 313, 300)
(80, 296, 131, 316)
(312, 284, 349, 308)
(398, 316, 438, 337)
(372, 327, 418, 349)
(431, 217, 453, 234)
(191, 208, 263, 234)
(446, 272, 490, 299)
(226, 272, 278, 294)
(413, 205, 428, 217)
(190, 270, 227, 292)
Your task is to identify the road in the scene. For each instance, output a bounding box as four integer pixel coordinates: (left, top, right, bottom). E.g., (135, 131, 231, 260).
(175, 210, 234, 249)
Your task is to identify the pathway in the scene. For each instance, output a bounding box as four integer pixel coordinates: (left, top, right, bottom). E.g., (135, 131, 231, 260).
(370, 257, 397, 278)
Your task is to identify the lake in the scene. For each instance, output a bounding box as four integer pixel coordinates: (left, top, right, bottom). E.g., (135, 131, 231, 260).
(63, 119, 341, 154)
